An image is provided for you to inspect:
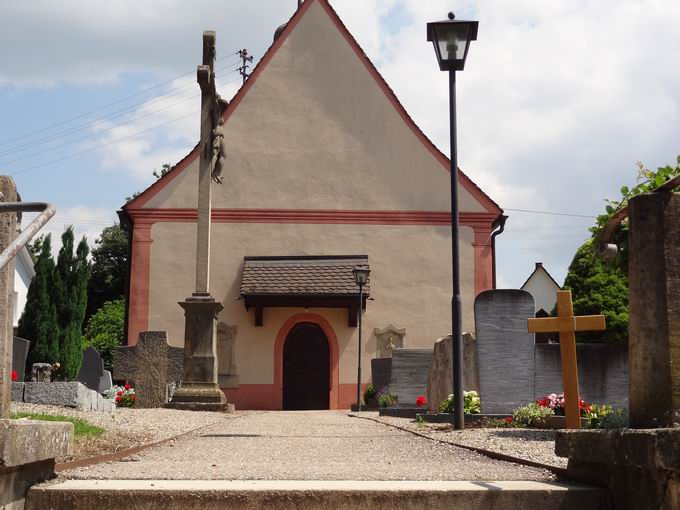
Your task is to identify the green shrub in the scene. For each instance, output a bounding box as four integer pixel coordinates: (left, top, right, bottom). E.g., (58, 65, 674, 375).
(586, 404, 629, 429)
(439, 391, 481, 414)
(376, 386, 397, 408)
(363, 383, 375, 405)
(83, 299, 125, 368)
(512, 402, 554, 427)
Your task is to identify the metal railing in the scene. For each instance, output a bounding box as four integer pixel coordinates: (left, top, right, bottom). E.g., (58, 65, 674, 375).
(0, 202, 56, 271)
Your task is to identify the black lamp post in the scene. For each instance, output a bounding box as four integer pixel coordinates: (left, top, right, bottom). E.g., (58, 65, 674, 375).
(352, 265, 370, 411)
(427, 12, 478, 430)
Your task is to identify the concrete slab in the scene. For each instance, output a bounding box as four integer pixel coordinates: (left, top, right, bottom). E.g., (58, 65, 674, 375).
(28, 479, 609, 510)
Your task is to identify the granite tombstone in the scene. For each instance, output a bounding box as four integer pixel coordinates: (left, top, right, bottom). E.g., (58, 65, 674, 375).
(389, 348, 433, 408)
(12, 336, 30, 382)
(77, 347, 105, 392)
(475, 289, 536, 414)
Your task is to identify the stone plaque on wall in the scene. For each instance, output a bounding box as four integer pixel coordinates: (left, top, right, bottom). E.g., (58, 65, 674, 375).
(217, 322, 239, 388)
(373, 324, 406, 358)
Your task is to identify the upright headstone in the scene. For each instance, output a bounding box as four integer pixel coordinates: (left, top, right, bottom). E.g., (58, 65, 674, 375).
(389, 348, 432, 408)
(113, 331, 184, 408)
(426, 333, 479, 412)
(12, 336, 30, 382)
(628, 192, 680, 427)
(217, 322, 238, 388)
(475, 290, 535, 414)
(371, 358, 392, 395)
(98, 370, 113, 394)
(77, 347, 105, 392)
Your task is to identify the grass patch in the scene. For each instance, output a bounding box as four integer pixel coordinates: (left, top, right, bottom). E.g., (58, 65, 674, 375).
(11, 412, 105, 438)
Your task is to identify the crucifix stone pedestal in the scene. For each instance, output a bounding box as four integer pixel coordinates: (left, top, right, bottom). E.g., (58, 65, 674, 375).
(166, 30, 231, 412)
(527, 290, 606, 429)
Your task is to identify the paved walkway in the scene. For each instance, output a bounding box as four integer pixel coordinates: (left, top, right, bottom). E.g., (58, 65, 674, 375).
(61, 411, 554, 481)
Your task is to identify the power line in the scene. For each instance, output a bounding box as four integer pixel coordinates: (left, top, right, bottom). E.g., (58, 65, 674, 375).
(0, 64, 240, 158)
(0, 72, 242, 166)
(8, 82, 239, 177)
(0, 52, 241, 148)
(504, 207, 595, 219)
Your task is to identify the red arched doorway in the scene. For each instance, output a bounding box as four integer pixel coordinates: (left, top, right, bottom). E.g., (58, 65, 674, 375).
(282, 323, 329, 410)
(274, 313, 340, 410)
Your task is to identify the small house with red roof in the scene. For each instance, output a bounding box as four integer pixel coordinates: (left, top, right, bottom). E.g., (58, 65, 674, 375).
(120, 0, 503, 410)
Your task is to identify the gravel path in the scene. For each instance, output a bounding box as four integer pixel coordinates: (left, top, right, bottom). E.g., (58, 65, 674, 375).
(355, 412, 567, 469)
(11, 402, 241, 462)
(60, 411, 555, 481)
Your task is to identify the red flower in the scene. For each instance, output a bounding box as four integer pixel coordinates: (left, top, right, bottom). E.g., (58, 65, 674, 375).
(11, 370, 17, 382)
(130, 395, 135, 400)
(117, 390, 123, 396)
(115, 396, 122, 402)
(415, 395, 427, 407)
(505, 417, 513, 423)
(124, 384, 131, 391)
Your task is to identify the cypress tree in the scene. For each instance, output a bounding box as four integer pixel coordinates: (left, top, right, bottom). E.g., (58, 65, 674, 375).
(19, 235, 60, 371)
(54, 227, 91, 380)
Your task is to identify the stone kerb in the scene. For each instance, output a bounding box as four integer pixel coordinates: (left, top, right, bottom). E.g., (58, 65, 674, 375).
(23, 382, 112, 411)
(475, 290, 535, 415)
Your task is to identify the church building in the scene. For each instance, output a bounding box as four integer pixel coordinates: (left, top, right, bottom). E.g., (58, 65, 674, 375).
(121, 0, 504, 410)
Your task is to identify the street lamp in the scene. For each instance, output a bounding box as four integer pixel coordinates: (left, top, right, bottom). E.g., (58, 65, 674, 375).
(427, 12, 478, 430)
(352, 265, 370, 411)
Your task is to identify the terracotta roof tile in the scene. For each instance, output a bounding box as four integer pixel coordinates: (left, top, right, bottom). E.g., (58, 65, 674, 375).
(241, 256, 369, 296)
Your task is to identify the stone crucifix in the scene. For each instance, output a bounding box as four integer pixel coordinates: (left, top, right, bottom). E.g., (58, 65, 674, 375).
(527, 290, 605, 429)
(167, 31, 231, 412)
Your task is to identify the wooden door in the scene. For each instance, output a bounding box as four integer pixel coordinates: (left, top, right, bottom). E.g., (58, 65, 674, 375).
(283, 323, 330, 410)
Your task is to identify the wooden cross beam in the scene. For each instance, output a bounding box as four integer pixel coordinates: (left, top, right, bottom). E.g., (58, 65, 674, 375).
(527, 290, 606, 429)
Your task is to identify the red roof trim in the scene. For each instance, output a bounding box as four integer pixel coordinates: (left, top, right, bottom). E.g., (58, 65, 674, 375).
(123, 0, 501, 215)
(124, 207, 497, 227)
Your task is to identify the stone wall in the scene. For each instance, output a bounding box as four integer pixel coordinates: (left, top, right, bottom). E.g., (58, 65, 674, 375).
(535, 343, 629, 408)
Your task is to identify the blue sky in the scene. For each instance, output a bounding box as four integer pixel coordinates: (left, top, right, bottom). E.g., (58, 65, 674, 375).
(2, 0, 680, 289)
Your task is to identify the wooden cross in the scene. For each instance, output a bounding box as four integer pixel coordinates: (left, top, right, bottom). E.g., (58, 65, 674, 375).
(527, 290, 606, 429)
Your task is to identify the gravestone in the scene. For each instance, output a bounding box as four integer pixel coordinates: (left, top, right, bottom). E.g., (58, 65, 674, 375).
(389, 348, 432, 408)
(113, 331, 184, 408)
(98, 370, 113, 394)
(371, 358, 392, 395)
(426, 333, 479, 412)
(30, 363, 52, 382)
(373, 324, 406, 358)
(77, 347, 105, 392)
(12, 336, 30, 382)
(217, 322, 238, 388)
(475, 289, 535, 414)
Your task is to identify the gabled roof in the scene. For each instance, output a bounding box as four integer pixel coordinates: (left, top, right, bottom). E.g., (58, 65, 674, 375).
(520, 262, 561, 291)
(124, 0, 502, 215)
(241, 255, 369, 296)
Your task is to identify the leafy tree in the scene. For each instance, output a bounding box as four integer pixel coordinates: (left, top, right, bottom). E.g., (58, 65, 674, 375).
(589, 158, 680, 272)
(562, 156, 680, 344)
(563, 240, 629, 343)
(125, 163, 171, 202)
(86, 224, 128, 322)
(83, 299, 125, 369)
(19, 235, 60, 370)
(27, 234, 45, 260)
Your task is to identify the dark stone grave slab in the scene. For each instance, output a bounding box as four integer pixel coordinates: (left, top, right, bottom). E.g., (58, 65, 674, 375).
(389, 348, 432, 408)
(113, 331, 183, 408)
(371, 358, 391, 395)
(475, 289, 535, 414)
(77, 347, 105, 392)
(12, 336, 30, 382)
